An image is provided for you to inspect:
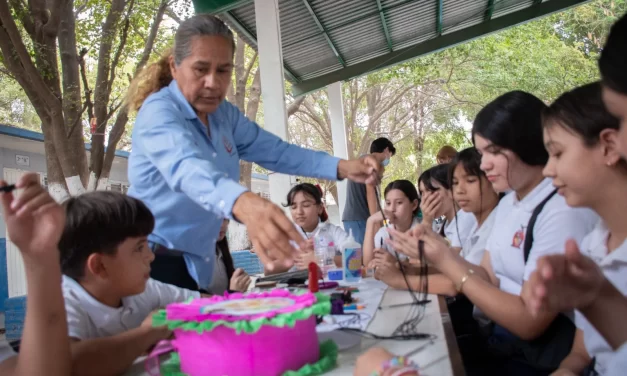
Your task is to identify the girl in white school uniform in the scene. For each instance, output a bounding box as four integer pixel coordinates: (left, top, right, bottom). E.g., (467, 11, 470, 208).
(389, 91, 598, 376)
(363, 180, 420, 267)
(265, 183, 348, 274)
(541, 83, 627, 376)
(418, 164, 476, 252)
(374, 148, 501, 296)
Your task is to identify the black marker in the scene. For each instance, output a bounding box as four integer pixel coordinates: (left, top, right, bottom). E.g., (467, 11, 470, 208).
(0, 185, 16, 193)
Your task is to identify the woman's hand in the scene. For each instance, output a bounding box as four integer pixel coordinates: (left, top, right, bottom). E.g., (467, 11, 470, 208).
(523, 239, 605, 316)
(294, 240, 317, 270)
(233, 192, 299, 272)
(338, 155, 383, 186)
(388, 225, 451, 266)
(420, 191, 442, 224)
(229, 268, 252, 292)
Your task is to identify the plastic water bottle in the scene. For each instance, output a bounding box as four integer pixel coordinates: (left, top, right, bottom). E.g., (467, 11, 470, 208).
(314, 236, 334, 277)
(341, 229, 362, 283)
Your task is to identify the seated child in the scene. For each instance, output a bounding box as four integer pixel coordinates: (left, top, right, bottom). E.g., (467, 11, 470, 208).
(265, 183, 348, 275)
(0, 173, 71, 376)
(58, 191, 201, 376)
(207, 219, 251, 295)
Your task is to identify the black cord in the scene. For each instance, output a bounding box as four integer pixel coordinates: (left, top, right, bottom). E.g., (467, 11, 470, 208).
(373, 185, 431, 337)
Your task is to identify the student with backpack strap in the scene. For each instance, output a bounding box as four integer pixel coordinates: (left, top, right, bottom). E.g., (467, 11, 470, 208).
(389, 91, 598, 376)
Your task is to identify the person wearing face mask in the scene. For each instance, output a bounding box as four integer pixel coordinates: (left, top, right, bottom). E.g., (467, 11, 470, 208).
(125, 14, 382, 292)
(264, 183, 349, 275)
(342, 138, 396, 245)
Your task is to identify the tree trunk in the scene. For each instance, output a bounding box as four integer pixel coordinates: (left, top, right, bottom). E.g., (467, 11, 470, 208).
(90, 0, 128, 186)
(239, 68, 262, 189)
(96, 0, 168, 189)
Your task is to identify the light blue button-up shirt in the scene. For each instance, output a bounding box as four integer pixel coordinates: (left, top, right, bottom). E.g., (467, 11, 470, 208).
(128, 80, 340, 289)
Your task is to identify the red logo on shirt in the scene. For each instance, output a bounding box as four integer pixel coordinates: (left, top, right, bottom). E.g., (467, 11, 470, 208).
(511, 226, 525, 249)
(223, 135, 233, 154)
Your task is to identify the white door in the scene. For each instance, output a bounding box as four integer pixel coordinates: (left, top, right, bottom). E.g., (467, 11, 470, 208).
(3, 168, 39, 297)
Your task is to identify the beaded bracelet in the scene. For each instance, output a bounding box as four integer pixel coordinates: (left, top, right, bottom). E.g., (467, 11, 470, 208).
(369, 356, 419, 376)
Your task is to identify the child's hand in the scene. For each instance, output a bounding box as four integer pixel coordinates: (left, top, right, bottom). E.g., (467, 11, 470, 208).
(373, 249, 397, 269)
(354, 347, 394, 376)
(229, 268, 251, 292)
(141, 309, 171, 341)
(523, 239, 605, 316)
(0, 173, 64, 260)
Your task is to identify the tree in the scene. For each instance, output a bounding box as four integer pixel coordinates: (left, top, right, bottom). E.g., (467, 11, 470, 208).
(0, 0, 189, 200)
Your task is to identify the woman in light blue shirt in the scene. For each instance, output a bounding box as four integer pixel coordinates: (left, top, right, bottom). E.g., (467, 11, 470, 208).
(126, 14, 380, 291)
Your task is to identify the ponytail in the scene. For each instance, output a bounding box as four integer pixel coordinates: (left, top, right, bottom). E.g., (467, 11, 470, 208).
(126, 49, 173, 112)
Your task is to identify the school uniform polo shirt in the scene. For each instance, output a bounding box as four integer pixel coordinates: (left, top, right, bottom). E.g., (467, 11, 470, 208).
(460, 209, 497, 266)
(576, 222, 627, 375)
(0, 341, 15, 364)
(62, 276, 199, 340)
(445, 210, 477, 248)
(375, 217, 421, 261)
(486, 178, 598, 296)
(607, 342, 627, 376)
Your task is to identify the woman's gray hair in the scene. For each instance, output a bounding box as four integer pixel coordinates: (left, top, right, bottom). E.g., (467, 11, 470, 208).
(173, 14, 235, 65)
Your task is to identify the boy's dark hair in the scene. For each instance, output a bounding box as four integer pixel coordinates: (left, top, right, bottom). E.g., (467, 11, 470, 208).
(59, 191, 155, 280)
(370, 137, 396, 155)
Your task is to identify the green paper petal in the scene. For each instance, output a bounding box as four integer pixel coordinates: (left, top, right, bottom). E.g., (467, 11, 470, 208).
(282, 340, 338, 376)
(154, 293, 331, 335)
(159, 340, 338, 376)
(160, 352, 186, 376)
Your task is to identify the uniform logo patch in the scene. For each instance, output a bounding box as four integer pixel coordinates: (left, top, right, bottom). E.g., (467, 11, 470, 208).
(511, 226, 525, 249)
(223, 135, 233, 154)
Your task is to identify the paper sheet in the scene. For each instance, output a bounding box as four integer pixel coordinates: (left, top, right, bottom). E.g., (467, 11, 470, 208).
(316, 278, 387, 333)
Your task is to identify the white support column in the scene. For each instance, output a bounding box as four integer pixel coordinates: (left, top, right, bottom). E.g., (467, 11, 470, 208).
(327, 81, 348, 219)
(254, 0, 291, 211)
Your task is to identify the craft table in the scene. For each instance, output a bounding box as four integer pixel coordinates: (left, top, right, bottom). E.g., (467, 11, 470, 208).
(125, 280, 463, 376)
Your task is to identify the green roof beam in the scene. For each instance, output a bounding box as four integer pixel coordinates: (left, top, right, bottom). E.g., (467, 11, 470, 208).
(291, 0, 590, 96)
(302, 0, 346, 67)
(375, 0, 393, 51)
(436, 0, 444, 35)
(485, 0, 495, 20)
(193, 0, 251, 14)
(220, 11, 300, 83)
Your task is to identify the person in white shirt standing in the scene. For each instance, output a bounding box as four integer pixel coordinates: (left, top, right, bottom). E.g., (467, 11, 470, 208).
(534, 83, 627, 376)
(0, 174, 70, 376)
(58, 192, 202, 376)
(390, 91, 598, 376)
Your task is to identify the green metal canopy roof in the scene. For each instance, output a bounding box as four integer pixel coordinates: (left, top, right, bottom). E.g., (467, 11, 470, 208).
(194, 0, 590, 96)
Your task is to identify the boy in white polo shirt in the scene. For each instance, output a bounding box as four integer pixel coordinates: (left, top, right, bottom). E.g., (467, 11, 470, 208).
(58, 191, 200, 376)
(0, 173, 70, 376)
